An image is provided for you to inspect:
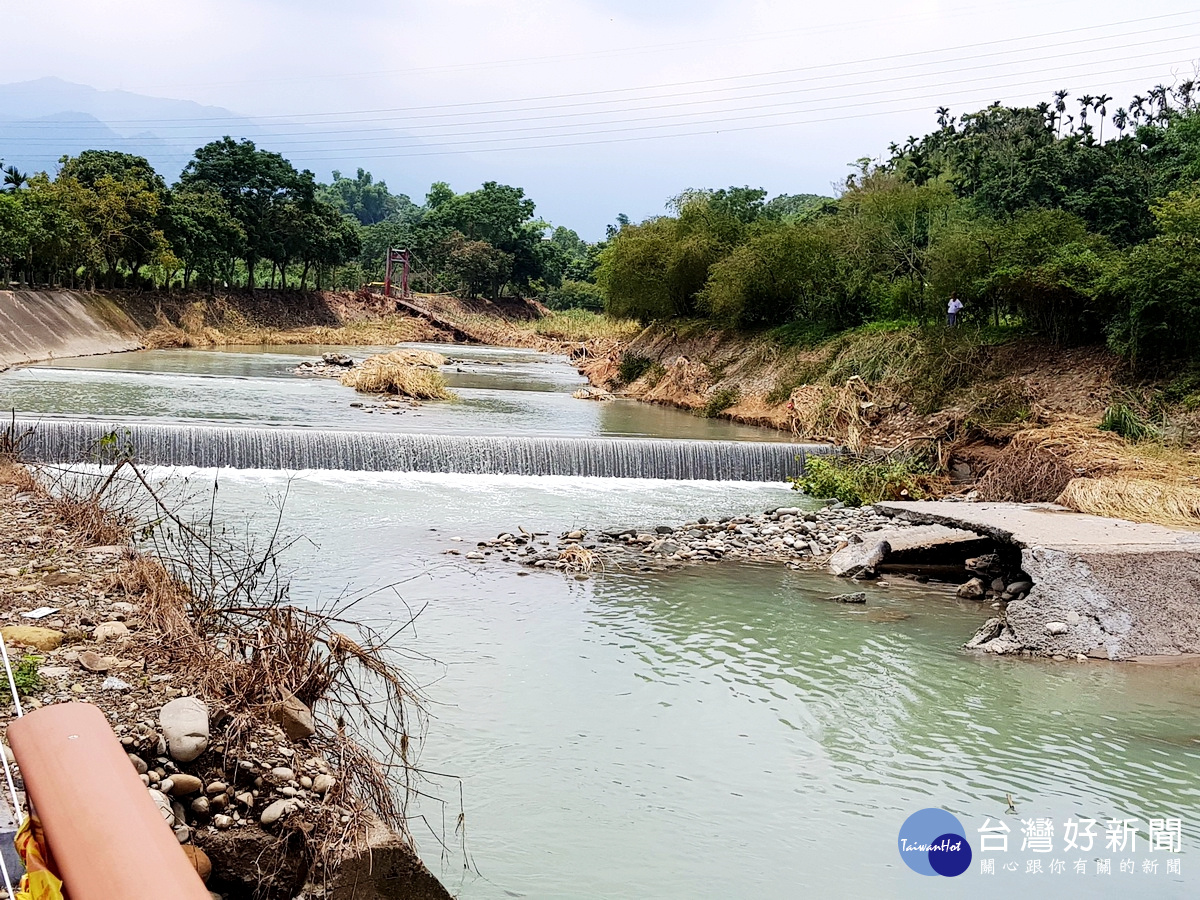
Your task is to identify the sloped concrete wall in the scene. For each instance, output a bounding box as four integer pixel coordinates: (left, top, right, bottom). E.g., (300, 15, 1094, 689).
(0, 290, 142, 369)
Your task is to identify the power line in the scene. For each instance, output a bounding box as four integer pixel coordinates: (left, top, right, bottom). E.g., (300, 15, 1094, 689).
(10, 20, 1194, 141)
(6, 54, 1189, 155)
(271, 57, 1198, 160)
(10, 10, 1195, 129)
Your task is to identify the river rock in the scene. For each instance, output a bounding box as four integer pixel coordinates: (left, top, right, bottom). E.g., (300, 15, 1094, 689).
(168, 774, 203, 796)
(93, 621, 130, 642)
(260, 798, 297, 827)
(101, 676, 132, 692)
(77, 650, 111, 672)
(956, 577, 986, 600)
(1044, 622, 1069, 635)
(213, 814, 233, 830)
(159, 696, 210, 762)
(269, 688, 316, 741)
(0, 625, 64, 652)
(148, 788, 174, 823)
(311, 773, 335, 795)
(827, 592, 867, 604)
(182, 845, 212, 883)
(127, 753, 148, 775)
(1007, 581, 1034, 595)
(269, 766, 296, 783)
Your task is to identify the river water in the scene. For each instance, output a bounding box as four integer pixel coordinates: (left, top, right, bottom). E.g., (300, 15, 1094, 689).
(2, 345, 1197, 898)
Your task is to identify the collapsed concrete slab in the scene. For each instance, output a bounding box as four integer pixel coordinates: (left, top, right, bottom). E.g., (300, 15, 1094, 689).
(875, 501, 1200, 659)
(827, 523, 983, 577)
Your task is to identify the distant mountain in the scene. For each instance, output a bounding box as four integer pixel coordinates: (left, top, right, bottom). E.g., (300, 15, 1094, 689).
(0, 77, 262, 180)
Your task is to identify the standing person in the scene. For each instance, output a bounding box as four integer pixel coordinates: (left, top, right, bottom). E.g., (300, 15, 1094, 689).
(947, 294, 963, 326)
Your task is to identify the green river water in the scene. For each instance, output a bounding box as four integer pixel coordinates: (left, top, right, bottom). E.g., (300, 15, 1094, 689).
(1, 345, 1196, 898)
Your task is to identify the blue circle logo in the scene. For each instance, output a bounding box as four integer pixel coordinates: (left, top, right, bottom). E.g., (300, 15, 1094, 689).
(898, 808, 972, 877)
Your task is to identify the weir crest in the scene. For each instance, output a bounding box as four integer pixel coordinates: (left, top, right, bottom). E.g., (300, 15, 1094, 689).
(15, 419, 832, 482)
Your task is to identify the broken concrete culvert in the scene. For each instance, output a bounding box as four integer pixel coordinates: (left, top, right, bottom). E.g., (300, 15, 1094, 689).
(870, 501, 1200, 661)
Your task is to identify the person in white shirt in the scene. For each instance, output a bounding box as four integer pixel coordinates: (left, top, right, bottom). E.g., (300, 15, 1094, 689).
(947, 295, 963, 326)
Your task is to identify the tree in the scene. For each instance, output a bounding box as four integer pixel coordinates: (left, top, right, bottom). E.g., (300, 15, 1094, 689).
(700, 221, 853, 329)
(418, 181, 550, 293)
(163, 187, 244, 289)
(57, 150, 168, 284)
(317, 168, 417, 226)
(1105, 186, 1200, 367)
(180, 138, 315, 289)
(2, 165, 28, 193)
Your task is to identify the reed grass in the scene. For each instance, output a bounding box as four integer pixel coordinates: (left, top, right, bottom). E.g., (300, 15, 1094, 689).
(340, 351, 455, 399)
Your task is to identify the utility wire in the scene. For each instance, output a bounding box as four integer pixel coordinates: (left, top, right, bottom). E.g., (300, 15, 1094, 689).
(9, 23, 1194, 142)
(236, 57, 1200, 158)
(12, 10, 1196, 129)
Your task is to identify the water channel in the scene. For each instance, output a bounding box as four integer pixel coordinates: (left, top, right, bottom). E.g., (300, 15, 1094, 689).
(1, 345, 1196, 898)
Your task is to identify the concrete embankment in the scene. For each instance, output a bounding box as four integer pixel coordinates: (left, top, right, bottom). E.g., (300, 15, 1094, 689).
(876, 501, 1200, 660)
(0, 290, 143, 369)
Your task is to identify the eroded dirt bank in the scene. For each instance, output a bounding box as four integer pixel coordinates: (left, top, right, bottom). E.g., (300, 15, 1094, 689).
(0, 461, 450, 899)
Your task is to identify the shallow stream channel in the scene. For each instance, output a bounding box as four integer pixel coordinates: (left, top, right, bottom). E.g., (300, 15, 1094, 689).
(2, 344, 1198, 898)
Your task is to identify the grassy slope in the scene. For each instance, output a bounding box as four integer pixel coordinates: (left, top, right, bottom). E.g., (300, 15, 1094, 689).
(559, 317, 1200, 526)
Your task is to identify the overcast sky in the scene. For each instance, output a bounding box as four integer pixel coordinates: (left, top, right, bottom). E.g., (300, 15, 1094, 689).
(3, 0, 1198, 237)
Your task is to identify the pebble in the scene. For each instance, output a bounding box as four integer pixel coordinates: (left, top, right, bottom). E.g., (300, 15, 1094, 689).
(168, 774, 203, 795)
(101, 676, 132, 692)
(160, 696, 210, 763)
(311, 773, 335, 795)
(260, 798, 296, 826)
(92, 621, 130, 642)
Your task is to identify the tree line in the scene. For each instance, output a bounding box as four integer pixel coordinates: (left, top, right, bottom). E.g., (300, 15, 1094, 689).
(0, 138, 584, 298)
(597, 81, 1200, 369)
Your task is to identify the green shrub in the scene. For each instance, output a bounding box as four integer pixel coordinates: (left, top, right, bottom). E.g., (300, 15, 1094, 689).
(617, 352, 654, 384)
(645, 361, 667, 387)
(1098, 403, 1156, 442)
(13, 654, 42, 696)
(700, 386, 740, 418)
(544, 279, 605, 312)
(792, 454, 930, 507)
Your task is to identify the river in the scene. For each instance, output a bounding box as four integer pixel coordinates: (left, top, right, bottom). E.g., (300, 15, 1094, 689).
(1, 344, 1196, 898)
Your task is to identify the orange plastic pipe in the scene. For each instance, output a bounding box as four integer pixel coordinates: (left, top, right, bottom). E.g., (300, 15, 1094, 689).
(8, 702, 210, 900)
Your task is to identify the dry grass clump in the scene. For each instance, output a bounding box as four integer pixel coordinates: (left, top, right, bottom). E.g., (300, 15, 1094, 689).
(340, 351, 455, 400)
(1056, 476, 1200, 527)
(143, 300, 437, 349)
(642, 356, 713, 406)
(386, 348, 446, 368)
(787, 376, 879, 451)
(558, 545, 600, 573)
(974, 420, 1200, 525)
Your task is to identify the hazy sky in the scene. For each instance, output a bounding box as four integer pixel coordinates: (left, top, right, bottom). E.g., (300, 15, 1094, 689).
(3, 0, 1198, 236)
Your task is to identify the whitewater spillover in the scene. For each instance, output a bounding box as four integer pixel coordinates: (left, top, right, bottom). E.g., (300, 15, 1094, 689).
(15, 417, 828, 481)
(2, 344, 1198, 900)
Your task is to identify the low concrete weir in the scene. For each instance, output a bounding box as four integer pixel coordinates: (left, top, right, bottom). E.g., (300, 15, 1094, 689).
(16, 418, 832, 481)
(0, 290, 142, 369)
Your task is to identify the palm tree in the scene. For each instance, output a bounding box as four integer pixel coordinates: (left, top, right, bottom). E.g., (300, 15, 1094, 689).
(1130, 95, 1147, 124)
(1078, 94, 1093, 131)
(935, 106, 953, 129)
(1178, 80, 1196, 110)
(1149, 85, 1169, 122)
(1113, 107, 1129, 136)
(1, 165, 27, 193)
(1053, 90, 1069, 136)
(1094, 94, 1112, 142)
